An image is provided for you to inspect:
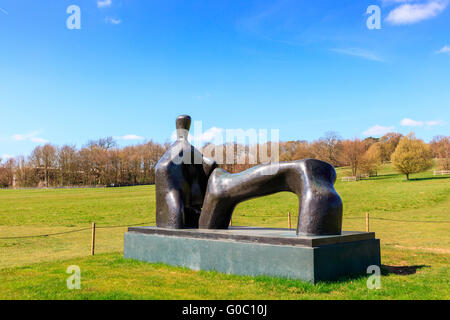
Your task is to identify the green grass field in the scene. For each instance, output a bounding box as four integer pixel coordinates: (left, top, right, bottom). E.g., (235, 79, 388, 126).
(0, 164, 449, 299)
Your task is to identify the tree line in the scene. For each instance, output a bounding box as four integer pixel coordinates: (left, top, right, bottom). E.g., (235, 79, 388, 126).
(219, 132, 448, 180)
(0, 133, 448, 188)
(0, 138, 168, 188)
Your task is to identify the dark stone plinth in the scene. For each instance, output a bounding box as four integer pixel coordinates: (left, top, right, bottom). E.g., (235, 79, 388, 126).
(128, 226, 376, 247)
(124, 227, 381, 284)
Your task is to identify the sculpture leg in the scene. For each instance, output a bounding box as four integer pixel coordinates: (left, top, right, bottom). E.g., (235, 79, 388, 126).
(295, 160, 343, 235)
(198, 168, 238, 229)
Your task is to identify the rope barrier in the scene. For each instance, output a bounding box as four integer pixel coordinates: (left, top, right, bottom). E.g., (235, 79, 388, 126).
(1, 215, 448, 241)
(240, 214, 450, 223)
(0, 227, 92, 240)
(343, 217, 450, 223)
(96, 222, 154, 229)
(0, 221, 154, 240)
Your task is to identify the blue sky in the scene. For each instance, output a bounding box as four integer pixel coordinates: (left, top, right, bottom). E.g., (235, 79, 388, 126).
(0, 0, 449, 158)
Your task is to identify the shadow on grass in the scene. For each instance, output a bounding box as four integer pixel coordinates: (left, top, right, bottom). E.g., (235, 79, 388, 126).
(361, 174, 399, 180)
(382, 264, 429, 276)
(409, 176, 449, 181)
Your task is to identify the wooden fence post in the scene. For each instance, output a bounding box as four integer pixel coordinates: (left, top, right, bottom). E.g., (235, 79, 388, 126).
(288, 211, 291, 229)
(91, 222, 96, 255)
(366, 213, 369, 232)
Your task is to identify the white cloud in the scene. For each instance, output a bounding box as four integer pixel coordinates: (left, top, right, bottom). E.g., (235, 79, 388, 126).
(97, 0, 112, 8)
(115, 134, 145, 141)
(194, 127, 224, 143)
(30, 137, 49, 143)
(12, 132, 48, 144)
(385, 1, 448, 25)
(381, 0, 416, 5)
(436, 45, 450, 54)
(105, 17, 121, 25)
(331, 48, 385, 62)
(363, 125, 396, 136)
(400, 118, 423, 126)
(400, 118, 444, 127)
(1, 154, 14, 160)
(12, 134, 27, 141)
(425, 120, 444, 126)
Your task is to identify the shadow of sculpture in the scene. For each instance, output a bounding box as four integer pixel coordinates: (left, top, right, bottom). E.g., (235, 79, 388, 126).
(381, 265, 429, 276)
(155, 115, 343, 236)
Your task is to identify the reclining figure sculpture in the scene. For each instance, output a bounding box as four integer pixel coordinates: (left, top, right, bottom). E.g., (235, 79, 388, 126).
(155, 115, 343, 236)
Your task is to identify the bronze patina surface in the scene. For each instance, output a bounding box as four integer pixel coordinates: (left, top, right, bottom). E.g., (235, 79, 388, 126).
(155, 115, 343, 236)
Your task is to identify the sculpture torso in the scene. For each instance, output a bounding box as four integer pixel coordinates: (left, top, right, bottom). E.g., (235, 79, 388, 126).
(155, 116, 217, 228)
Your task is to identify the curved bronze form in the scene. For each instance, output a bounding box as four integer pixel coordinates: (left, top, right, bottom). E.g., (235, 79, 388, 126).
(198, 160, 343, 235)
(155, 115, 343, 236)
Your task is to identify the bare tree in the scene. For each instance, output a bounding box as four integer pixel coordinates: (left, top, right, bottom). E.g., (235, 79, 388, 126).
(320, 131, 342, 166)
(58, 145, 79, 186)
(430, 135, 450, 170)
(340, 138, 366, 176)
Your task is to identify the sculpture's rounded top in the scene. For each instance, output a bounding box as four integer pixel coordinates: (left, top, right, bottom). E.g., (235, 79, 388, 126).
(176, 115, 191, 140)
(176, 115, 191, 131)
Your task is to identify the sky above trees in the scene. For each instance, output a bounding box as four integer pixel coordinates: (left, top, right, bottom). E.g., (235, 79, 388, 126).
(1, 0, 449, 158)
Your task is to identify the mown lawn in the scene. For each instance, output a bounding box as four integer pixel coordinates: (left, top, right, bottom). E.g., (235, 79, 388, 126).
(0, 164, 448, 299)
(0, 248, 448, 300)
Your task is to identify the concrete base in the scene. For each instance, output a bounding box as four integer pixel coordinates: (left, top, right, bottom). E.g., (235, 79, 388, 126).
(124, 227, 381, 284)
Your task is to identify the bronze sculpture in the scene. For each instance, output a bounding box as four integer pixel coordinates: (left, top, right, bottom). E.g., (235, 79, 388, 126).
(155, 115, 343, 235)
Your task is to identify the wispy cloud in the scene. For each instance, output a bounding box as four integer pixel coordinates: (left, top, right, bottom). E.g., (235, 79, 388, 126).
(424, 120, 444, 126)
(400, 118, 444, 126)
(194, 93, 211, 100)
(381, 0, 416, 5)
(105, 17, 121, 25)
(400, 118, 423, 126)
(385, 1, 448, 25)
(236, 2, 284, 34)
(363, 125, 396, 136)
(97, 0, 112, 8)
(331, 48, 385, 62)
(0, 7, 8, 15)
(12, 132, 48, 144)
(115, 134, 145, 141)
(1, 154, 14, 160)
(436, 45, 450, 54)
(30, 137, 48, 143)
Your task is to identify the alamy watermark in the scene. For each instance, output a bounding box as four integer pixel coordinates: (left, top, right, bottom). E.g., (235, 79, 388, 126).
(66, 265, 81, 289)
(63, 5, 381, 31)
(66, 5, 81, 30)
(170, 120, 280, 175)
(366, 265, 381, 290)
(367, 5, 381, 30)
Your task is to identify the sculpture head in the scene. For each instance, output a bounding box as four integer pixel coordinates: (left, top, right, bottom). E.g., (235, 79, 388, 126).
(176, 115, 191, 140)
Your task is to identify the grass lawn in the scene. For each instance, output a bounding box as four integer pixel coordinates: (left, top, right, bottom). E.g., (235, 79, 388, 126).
(0, 164, 449, 299)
